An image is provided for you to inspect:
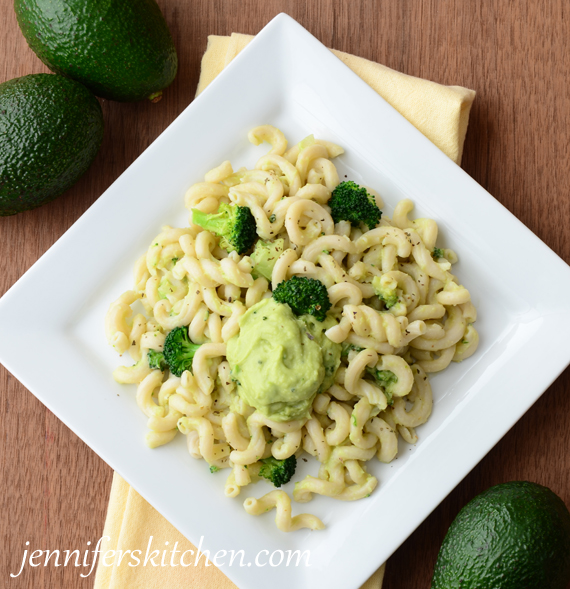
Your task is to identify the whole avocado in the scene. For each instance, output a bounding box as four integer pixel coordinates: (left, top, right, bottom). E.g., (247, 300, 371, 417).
(431, 481, 570, 589)
(0, 74, 104, 216)
(14, 0, 178, 102)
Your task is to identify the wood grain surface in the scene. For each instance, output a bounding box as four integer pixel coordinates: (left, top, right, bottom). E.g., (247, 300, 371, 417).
(1, 1, 570, 588)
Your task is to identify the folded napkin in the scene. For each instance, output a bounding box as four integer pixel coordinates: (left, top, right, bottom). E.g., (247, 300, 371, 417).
(197, 33, 475, 163)
(94, 32, 475, 589)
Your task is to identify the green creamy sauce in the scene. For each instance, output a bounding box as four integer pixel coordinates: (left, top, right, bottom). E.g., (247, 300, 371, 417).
(226, 298, 341, 422)
(297, 314, 341, 394)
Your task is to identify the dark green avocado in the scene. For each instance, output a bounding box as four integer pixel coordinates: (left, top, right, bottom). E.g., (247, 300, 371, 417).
(0, 74, 104, 216)
(431, 481, 570, 589)
(14, 0, 178, 102)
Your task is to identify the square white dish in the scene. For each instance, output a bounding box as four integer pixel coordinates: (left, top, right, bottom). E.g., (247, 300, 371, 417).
(2, 11, 570, 589)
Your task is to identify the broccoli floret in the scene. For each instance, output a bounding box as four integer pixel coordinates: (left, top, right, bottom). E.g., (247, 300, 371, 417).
(367, 368, 398, 405)
(147, 350, 168, 371)
(341, 342, 365, 357)
(192, 203, 257, 254)
(373, 369, 398, 389)
(378, 291, 398, 309)
(272, 276, 331, 321)
(329, 181, 382, 230)
(371, 275, 398, 308)
(209, 465, 220, 473)
(251, 238, 284, 280)
(433, 247, 445, 259)
(163, 326, 202, 377)
(258, 455, 297, 487)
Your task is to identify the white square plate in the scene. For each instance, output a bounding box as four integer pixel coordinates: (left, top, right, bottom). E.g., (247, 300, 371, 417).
(2, 13, 570, 589)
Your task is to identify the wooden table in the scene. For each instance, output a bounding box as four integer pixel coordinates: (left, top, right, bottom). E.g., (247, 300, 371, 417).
(1, 1, 569, 587)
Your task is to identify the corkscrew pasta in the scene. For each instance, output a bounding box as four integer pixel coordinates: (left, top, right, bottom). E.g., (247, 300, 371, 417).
(105, 125, 478, 532)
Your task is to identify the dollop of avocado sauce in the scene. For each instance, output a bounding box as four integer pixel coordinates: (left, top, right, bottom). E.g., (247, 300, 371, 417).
(226, 298, 341, 422)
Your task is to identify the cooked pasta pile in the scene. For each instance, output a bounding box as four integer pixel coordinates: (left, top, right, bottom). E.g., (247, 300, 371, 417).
(105, 125, 478, 532)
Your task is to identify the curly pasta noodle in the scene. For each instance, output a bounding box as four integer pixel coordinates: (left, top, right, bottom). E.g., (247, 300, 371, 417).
(105, 125, 479, 531)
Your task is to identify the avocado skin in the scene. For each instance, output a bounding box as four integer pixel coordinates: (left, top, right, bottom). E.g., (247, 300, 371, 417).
(14, 0, 178, 102)
(0, 74, 104, 216)
(431, 481, 570, 589)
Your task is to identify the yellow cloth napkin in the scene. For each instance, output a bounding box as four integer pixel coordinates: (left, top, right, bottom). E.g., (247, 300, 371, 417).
(197, 33, 475, 163)
(94, 473, 384, 589)
(94, 32, 475, 589)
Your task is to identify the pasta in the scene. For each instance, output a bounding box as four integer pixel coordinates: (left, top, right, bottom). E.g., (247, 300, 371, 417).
(105, 125, 478, 532)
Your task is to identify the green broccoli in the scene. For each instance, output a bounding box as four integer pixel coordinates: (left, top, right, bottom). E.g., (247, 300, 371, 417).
(163, 326, 202, 377)
(328, 181, 382, 230)
(251, 238, 284, 280)
(374, 369, 398, 388)
(432, 247, 445, 259)
(371, 275, 399, 308)
(378, 292, 398, 309)
(147, 350, 168, 371)
(258, 455, 297, 487)
(209, 465, 220, 473)
(341, 342, 365, 357)
(192, 203, 257, 254)
(272, 276, 331, 321)
(367, 368, 398, 405)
